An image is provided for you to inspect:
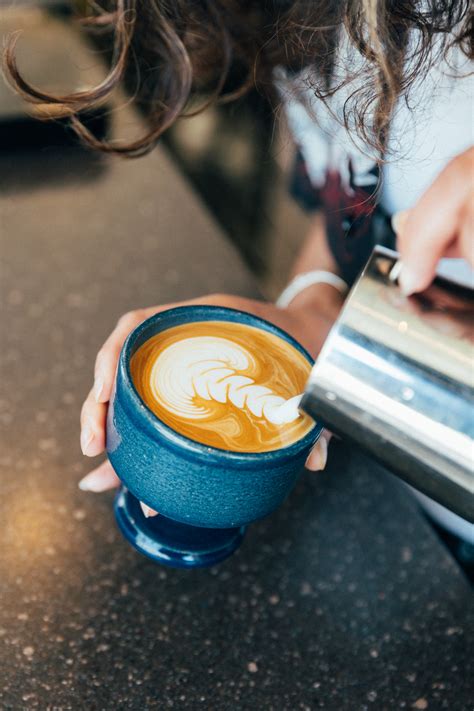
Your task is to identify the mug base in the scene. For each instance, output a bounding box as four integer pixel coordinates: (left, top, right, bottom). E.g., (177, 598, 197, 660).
(114, 488, 246, 568)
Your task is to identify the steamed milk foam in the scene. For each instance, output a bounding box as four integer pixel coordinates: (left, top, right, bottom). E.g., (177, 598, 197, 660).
(130, 321, 313, 452)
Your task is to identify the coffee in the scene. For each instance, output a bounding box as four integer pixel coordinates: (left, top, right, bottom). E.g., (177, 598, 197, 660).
(130, 321, 313, 452)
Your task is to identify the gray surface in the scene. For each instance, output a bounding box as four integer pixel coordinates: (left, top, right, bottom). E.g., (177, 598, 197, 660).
(1, 134, 473, 709)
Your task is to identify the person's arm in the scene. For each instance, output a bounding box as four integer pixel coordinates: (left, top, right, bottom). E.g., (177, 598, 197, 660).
(285, 211, 345, 325)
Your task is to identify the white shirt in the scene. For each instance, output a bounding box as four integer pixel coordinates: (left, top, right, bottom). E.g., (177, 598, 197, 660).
(382, 45, 473, 214)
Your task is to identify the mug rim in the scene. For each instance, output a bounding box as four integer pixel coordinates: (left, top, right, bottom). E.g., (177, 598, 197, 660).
(118, 305, 321, 465)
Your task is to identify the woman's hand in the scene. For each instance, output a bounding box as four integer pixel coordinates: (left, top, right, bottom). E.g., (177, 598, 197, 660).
(393, 146, 473, 295)
(78, 293, 336, 508)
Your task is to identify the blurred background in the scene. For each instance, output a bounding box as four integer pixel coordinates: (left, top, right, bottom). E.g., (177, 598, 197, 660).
(0, 0, 311, 297)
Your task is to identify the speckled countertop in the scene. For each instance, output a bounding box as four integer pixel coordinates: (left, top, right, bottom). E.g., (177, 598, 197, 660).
(1, 124, 473, 710)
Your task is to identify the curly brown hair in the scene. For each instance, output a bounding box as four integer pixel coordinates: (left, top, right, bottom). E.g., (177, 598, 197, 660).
(4, 1, 472, 157)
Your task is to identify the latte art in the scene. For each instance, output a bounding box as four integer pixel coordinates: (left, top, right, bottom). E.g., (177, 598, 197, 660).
(130, 321, 313, 452)
(150, 336, 301, 425)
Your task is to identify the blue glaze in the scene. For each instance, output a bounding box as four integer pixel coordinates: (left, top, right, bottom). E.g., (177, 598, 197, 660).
(107, 306, 322, 567)
(114, 489, 245, 568)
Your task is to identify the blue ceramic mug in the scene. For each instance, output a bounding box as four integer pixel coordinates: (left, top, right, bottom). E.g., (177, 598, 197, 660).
(106, 305, 321, 568)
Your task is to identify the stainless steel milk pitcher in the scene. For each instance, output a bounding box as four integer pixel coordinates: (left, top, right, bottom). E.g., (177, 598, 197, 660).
(301, 246, 474, 522)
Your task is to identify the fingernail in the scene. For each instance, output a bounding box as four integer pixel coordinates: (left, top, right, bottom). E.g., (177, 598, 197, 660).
(391, 211, 402, 233)
(140, 502, 158, 518)
(391, 209, 409, 234)
(94, 376, 104, 403)
(79, 470, 106, 492)
(80, 424, 94, 456)
(398, 268, 420, 296)
(306, 436, 328, 471)
(389, 260, 403, 283)
(317, 436, 328, 470)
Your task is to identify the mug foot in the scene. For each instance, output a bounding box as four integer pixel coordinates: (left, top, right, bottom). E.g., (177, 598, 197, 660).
(114, 488, 246, 568)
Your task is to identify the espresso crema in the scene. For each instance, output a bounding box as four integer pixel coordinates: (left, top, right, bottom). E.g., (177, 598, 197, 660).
(130, 321, 314, 452)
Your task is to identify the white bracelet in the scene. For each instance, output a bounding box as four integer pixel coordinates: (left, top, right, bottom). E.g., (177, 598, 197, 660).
(275, 270, 349, 308)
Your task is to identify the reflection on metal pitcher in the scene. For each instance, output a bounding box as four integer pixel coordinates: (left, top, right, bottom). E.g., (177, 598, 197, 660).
(302, 246, 474, 522)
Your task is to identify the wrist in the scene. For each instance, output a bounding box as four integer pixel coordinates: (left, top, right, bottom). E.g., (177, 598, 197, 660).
(278, 285, 343, 358)
(285, 281, 345, 322)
